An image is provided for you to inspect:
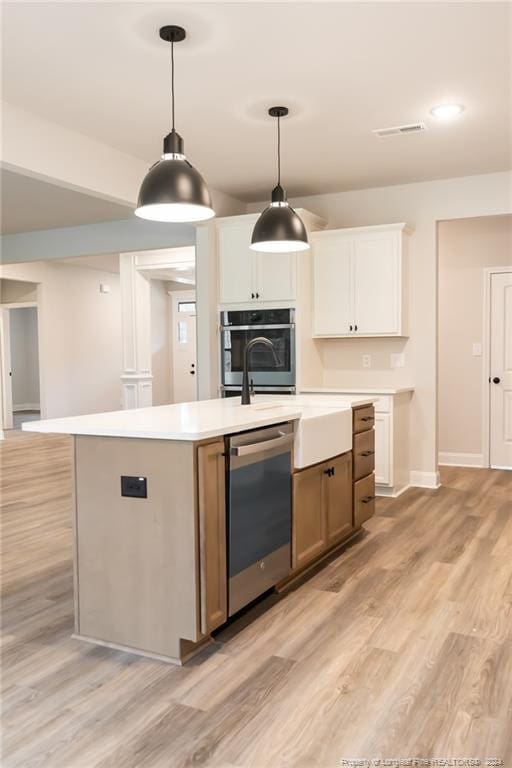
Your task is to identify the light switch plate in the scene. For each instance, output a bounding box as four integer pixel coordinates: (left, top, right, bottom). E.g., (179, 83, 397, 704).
(362, 354, 372, 368)
(472, 342, 482, 357)
(391, 353, 405, 368)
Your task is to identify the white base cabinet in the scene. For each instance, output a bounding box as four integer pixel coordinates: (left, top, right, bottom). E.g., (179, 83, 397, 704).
(312, 223, 412, 338)
(300, 389, 413, 497)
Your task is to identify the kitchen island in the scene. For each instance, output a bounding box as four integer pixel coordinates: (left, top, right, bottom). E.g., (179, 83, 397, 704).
(23, 395, 375, 664)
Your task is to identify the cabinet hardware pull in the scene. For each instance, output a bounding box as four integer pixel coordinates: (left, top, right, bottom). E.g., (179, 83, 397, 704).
(360, 450, 375, 457)
(323, 467, 335, 477)
(256, 292, 260, 299)
(361, 495, 375, 504)
(349, 324, 353, 331)
(354, 324, 358, 331)
(360, 416, 374, 422)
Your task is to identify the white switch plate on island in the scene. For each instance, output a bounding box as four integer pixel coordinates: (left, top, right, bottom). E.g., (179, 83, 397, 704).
(390, 353, 405, 368)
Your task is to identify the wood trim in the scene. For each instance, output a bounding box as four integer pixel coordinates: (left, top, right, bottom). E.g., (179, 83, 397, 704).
(197, 440, 227, 635)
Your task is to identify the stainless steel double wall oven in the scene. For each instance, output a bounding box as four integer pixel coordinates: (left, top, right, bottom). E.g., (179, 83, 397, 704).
(220, 308, 296, 397)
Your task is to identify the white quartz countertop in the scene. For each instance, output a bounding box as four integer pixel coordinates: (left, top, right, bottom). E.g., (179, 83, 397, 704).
(252, 393, 375, 407)
(22, 399, 303, 441)
(300, 386, 414, 395)
(21, 393, 376, 442)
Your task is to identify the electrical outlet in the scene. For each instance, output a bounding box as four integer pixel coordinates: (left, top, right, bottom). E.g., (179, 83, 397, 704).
(390, 353, 405, 368)
(472, 342, 482, 357)
(362, 355, 372, 368)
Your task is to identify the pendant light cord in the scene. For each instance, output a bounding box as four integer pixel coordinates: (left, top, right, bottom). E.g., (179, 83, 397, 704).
(170, 40, 175, 130)
(277, 114, 281, 186)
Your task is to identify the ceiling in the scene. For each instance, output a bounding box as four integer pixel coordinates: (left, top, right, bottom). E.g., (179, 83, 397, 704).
(1, 170, 133, 235)
(2, 2, 511, 201)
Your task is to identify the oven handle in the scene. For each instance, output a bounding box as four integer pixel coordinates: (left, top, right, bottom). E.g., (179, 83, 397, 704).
(230, 432, 294, 457)
(220, 324, 295, 331)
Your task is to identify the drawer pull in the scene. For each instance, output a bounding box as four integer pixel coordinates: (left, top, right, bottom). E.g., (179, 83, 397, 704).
(361, 495, 375, 504)
(360, 450, 375, 457)
(360, 416, 374, 423)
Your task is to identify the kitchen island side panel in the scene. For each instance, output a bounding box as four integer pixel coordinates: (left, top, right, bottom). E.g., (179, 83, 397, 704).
(74, 435, 199, 659)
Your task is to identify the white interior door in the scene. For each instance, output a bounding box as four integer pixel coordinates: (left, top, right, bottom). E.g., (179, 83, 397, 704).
(171, 292, 197, 404)
(0, 308, 13, 430)
(490, 271, 512, 469)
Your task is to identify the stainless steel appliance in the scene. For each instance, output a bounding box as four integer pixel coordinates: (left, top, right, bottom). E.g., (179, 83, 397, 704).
(226, 423, 294, 616)
(220, 309, 295, 394)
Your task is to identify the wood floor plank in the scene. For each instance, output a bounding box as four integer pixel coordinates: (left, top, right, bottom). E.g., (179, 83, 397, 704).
(1, 435, 511, 766)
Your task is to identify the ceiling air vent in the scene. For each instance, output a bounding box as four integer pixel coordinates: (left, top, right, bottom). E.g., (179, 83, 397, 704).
(373, 122, 428, 137)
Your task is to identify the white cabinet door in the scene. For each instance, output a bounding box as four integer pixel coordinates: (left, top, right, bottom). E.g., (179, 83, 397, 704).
(353, 232, 400, 335)
(374, 412, 391, 486)
(255, 252, 297, 302)
(313, 238, 352, 335)
(218, 225, 254, 304)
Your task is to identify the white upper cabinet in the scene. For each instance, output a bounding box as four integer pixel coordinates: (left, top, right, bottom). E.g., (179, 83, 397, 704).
(313, 237, 352, 335)
(217, 218, 298, 305)
(312, 223, 411, 337)
(255, 251, 296, 303)
(218, 223, 254, 304)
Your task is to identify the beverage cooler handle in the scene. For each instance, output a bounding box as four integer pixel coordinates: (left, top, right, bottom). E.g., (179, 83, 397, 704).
(231, 433, 294, 457)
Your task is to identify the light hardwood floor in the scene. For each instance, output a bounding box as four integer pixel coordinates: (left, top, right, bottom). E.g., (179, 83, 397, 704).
(1, 432, 511, 767)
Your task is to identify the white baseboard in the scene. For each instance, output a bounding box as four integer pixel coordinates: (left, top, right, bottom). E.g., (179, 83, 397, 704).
(409, 470, 441, 489)
(376, 484, 411, 498)
(438, 452, 485, 468)
(13, 403, 40, 412)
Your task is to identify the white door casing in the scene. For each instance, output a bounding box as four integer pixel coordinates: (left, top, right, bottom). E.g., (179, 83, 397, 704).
(490, 271, 512, 469)
(171, 291, 197, 404)
(0, 308, 13, 430)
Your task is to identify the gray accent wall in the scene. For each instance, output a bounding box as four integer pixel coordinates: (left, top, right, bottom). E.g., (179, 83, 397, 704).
(1, 218, 195, 264)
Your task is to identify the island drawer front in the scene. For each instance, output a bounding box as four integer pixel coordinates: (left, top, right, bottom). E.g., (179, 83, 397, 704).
(354, 473, 376, 527)
(353, 429, 375, 481)
(353, 405, 375, 434)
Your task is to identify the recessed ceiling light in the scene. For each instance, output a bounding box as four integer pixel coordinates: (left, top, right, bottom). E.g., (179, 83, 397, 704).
(430, 103, 465, 120)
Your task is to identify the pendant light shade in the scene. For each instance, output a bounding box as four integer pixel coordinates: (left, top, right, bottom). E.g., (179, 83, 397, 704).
(135, 26, 214, 224)
(251, 107, 308, 253)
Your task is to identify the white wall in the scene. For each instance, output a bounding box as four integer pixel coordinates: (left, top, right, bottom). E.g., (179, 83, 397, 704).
(247, 171, 512, 482)
(9, 307, 40, 409)
(150, 280, 171, 406)
(438, 215, 512, 461)
(0, 260, 122, 418)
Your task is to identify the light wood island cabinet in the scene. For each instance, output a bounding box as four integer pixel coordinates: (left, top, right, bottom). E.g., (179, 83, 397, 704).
(292, 451, 353, 571)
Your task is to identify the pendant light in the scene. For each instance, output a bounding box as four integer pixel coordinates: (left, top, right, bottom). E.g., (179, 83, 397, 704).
(250, 106, 309, 252)
(135, 26, 214, 223)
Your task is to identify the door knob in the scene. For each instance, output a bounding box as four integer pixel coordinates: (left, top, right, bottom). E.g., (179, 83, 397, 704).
(190, 370, 196, 375)
(492, 377, 501, 384)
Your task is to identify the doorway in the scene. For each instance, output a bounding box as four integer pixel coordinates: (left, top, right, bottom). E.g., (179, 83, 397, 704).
(0, 304, 41, 431)
(170, 291, 197, 403)
(438, 215, 512, 470)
